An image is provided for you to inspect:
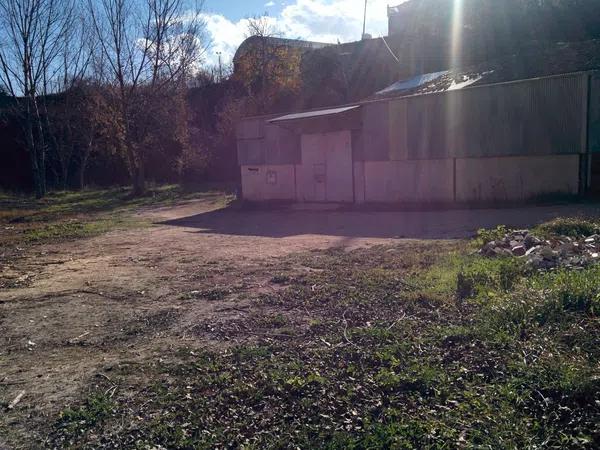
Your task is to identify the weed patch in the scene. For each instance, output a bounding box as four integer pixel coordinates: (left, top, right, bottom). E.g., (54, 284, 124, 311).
(533, 217, 600, 238)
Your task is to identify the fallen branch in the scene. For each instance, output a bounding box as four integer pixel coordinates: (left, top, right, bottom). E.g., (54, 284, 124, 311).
(0, 380, 26, 386)
(319, 337, 332, 347)
(246, 331, 299, 339)
(96, 373, 113, 383)
(386, 312, 407, 331)
(214, 306, 249, 313)
(7, 390, 25, 410)
(68, 331, 90, 344)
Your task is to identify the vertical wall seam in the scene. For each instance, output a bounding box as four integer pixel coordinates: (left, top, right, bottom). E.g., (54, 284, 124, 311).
(293, 163, 298, 201)
(453, 158, 457, 203)
(585, 73, 593, 189)
(580, 73, 592, 194)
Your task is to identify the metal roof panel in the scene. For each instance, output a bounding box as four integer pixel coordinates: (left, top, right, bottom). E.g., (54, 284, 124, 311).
(269, 105, 360, 123)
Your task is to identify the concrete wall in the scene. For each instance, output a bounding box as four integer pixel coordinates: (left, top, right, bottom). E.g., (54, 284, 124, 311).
(455, 155, 580, 202)
(363, 159, 455, 203)
(353, 162, 366, 203)
(241, 165, 295, 201)
(241, 155, 582, 204)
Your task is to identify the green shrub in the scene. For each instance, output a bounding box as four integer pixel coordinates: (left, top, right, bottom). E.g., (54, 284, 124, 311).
(475, 225, 509, 246)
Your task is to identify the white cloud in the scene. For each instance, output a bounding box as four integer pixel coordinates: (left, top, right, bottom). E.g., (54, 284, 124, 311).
(201, 0, 405, 68)
(265, 1, 276, 6)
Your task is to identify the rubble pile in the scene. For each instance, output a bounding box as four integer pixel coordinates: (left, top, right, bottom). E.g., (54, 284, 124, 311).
(480, 229, 600, 270)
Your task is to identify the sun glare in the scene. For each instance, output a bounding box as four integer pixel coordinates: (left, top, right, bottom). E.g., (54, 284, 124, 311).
(450, 0, 464, 69)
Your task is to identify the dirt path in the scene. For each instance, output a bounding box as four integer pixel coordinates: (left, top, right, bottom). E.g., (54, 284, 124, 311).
(1, 198, 599, 446)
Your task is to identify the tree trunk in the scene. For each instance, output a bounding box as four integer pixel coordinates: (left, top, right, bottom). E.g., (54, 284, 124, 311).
(132, 160, 146, 196)
(78, 161, 86, 190)
(123, 138, 145, 197)
(24, 100, 45, 199)
(61, 162, 69, 190)
(79, 141, 92, 190)
(31, 97, 47, 198)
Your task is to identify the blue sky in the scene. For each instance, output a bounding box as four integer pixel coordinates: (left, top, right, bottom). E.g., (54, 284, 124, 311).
(200, 1, 397, 67)
(204, 0, 284, 21)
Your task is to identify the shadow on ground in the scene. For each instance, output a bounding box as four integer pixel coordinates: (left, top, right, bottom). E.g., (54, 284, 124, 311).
(161, 203, 600, 240)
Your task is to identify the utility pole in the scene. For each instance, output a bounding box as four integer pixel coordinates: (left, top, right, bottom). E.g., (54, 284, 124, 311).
(362, 0, 367, 39)
(216, 51, 223, 81)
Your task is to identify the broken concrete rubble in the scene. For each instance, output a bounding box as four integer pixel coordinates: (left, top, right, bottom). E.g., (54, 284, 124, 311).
(479, 230, 600, 270)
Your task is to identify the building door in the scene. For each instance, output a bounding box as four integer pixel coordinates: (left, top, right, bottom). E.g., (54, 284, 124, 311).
(297, 131, 353, 202)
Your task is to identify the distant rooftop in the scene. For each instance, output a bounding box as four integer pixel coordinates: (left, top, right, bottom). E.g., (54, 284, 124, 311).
(233, 36, 333, 63)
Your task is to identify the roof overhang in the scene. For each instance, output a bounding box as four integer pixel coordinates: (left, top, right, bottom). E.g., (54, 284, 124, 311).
(269, 105, 360, 123)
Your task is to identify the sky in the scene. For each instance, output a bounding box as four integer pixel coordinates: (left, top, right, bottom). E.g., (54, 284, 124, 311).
(200, 0, 402, 67)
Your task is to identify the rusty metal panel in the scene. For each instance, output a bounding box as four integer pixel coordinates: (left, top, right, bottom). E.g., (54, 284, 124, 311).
(590, 72, 600, 153)
(362, 101, 390, 161)
(264, 124, 300, 164)
(237, 139, 265, 165)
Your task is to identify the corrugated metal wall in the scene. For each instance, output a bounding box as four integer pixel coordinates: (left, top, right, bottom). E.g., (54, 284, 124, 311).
(590, 72, 600, 153)
(238, 72, 591, 166)
(363, 72, 589, 161)
(237, 117, 300, 165)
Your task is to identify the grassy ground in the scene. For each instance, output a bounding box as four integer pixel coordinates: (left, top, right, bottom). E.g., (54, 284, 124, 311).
(43, 225, 600, 449)
(2, 192, 599, 449)
(0, 185, 233, 245)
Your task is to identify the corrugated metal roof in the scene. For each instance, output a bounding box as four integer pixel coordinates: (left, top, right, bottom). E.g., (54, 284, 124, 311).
(269, 105, 360, 123)
(376, 71, 449, 96)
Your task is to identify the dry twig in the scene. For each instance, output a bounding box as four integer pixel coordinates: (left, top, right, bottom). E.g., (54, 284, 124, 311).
(7, 390, 25, 410)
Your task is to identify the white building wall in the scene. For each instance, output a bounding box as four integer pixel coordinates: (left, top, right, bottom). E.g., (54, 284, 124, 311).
(455, 155, 580, 202)
(363, 159, 455, 203)
(240, 165, 295, 201)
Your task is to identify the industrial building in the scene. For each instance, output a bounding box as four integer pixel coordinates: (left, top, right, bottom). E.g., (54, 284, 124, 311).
(237, 71, 600, 204)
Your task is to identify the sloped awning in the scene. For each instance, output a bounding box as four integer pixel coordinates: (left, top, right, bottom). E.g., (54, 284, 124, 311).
(269, 105, 360, 123)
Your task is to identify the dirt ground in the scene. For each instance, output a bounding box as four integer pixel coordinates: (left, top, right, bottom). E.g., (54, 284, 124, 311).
(1, 198, 600, 447)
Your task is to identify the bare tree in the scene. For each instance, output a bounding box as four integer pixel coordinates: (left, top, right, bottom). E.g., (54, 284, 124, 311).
(0, 0, 75, 197)
(234, 16, 301, 114)
(44, 6, 97, 189)
(89, 0, 207, 195)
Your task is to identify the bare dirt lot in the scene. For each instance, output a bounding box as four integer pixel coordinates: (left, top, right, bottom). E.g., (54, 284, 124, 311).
(1, 195, 600, 448)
